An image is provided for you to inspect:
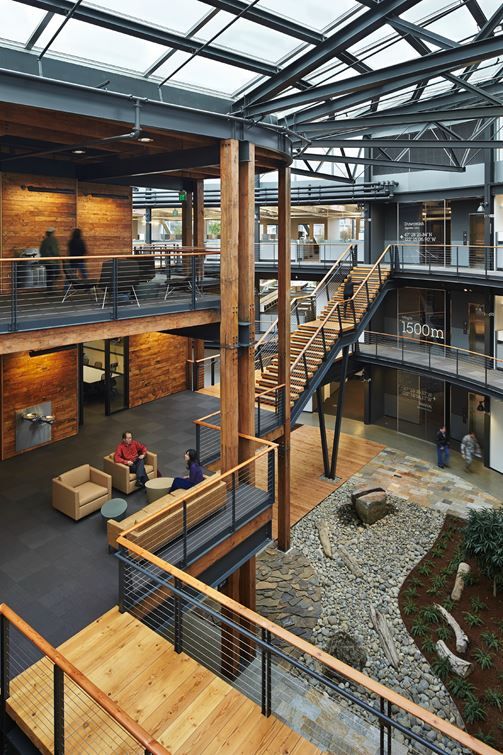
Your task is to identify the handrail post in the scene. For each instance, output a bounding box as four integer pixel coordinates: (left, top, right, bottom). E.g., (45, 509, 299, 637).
(10, 262, 17, 332)
(302, 353, 309, 383)
(231, 472, 237, 531)
(174, 578, 183, 654)
(321, 327, 327, 355)
(54, 666, 65, 755)
(0, 614, 10, 750)
(257, 395, 262, 436)
(182, 502, 188, 566)
(191, 255, 197, 309)
(337, 305, 343, 335)
(118, 555, 126, 613)
(351, 299, 356, 328)
(456, 348, 459, 377)
(112, 258, 118, 320)
(261, 628, 272, 717)
(211, 357, 216, 386)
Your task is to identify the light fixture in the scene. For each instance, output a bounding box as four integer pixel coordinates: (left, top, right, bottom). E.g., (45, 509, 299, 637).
(138, 136, 154, 143)
(20, 185, 74, 195)
(21, 412, 56, 424)
(477, 201, 487, 213)
(72, 148, 86, 155)
(22, 412, 40, 423)
(477, 397, 490, 414)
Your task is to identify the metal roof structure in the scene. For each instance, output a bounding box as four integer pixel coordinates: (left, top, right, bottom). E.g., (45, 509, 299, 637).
(0, 0, 502, 182)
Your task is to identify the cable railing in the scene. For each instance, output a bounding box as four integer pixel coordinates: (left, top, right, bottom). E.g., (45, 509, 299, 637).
(114, 543, 498, 755)
(116, 435, 276, 568)
(289, 245, 394, 389)
(392, 243, 503, 278)
(0, 249, 221, 334)
(194, 385, 285, 465)
(0, 603, 169, 755)
(359, 331, 503, 394)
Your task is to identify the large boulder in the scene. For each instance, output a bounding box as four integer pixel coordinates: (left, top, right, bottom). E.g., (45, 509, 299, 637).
(351, 486, 388, 525)
(324, 631, 367, 678)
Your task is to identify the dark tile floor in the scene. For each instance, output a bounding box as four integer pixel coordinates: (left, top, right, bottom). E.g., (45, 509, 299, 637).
(0, 391, 219, 647)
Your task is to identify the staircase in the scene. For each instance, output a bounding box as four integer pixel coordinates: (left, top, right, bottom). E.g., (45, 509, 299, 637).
(256, 247, 394, 420)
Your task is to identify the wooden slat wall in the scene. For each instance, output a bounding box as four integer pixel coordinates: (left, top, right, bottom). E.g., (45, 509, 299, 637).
(0, 350, 78, 460)
(77, 182, 132, 257)
(128, 332, 188, 408)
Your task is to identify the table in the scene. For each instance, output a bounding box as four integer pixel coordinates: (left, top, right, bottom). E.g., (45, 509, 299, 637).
(101, 498, 128, 524)
(145, 477, 174, 503)
(83, 366, 119, 384)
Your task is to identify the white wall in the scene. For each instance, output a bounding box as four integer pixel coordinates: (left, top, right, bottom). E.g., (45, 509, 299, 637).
(490, 396, 503, 474)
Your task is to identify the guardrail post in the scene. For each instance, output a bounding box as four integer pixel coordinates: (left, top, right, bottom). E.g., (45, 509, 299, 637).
(211, 357, 216, 386)
(302, 353, 309, 383)
(196, 424, 201, 461)
(321, 327, 327, 355)
(0, 615, 10, 750)
(118, 554, 126, 613)
(191, 256, 197, 309)
(261, 628, 272, 717)
(10, 262, 18, 333)
(53, 666, 65, 755)
(174, 578, 183, 654)
(456, 348, 459, 377)
(231, 472, 237, 532)
(182, 502, 188, 566)
(112, 258, 118, 320)
(257, 395, 262, 436)
(351, 299, 356, 328)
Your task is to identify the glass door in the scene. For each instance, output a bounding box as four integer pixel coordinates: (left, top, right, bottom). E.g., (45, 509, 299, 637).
(80, 337, 128, 419)
(106, 337, 128, 414)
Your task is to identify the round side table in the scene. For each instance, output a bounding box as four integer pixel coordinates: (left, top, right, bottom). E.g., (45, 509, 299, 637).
(145, 477, 174, 503)
(101, 497, 128, 524)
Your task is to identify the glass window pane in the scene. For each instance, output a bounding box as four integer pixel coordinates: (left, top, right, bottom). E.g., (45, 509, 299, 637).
(260, 0, 359, 32)
(0, 1, 47, 44)
(82, 0, 210, 34)
(210, 17, 302, 63)
(155, 53, 258, 95)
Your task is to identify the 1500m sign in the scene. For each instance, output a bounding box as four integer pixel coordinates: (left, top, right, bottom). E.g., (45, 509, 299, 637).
(400, 320, 444, 340)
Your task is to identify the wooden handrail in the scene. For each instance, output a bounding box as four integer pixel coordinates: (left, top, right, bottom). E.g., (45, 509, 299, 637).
(0, 250, 220, 262)
(0, 603, 170, 755)
(394, 242, 502, 249)
(112, 549, 498, 755)
(119, 440, 276, 539)
(255, 383, 286, 399)
(187, 353, 221, 365)
(365, 330, 503, 366)
(290, 245, 392, 374)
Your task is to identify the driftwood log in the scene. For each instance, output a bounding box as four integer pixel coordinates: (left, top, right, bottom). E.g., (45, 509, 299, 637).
(451, 562, 471, 601)
(338, 546, 364, 578)
(316, 519, 333, 559)
(370, 605, 400, 669)
(436, 640, 473, 678)
(434, 603, 469, 654)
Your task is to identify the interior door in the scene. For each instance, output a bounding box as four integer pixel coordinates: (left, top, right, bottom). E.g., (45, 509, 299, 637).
(469, 214, 485, 267)
(468, 303, 486, 354)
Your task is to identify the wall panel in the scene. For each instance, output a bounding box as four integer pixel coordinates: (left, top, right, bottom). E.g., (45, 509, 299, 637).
(128, 332, 188, 408)
(77, 182, 132, 257)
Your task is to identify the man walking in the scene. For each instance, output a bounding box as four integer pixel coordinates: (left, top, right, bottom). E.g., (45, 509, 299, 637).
(343, 274, 354, 318)
(39, 227, 60, 291)
(461, 431, 481, 472)
(436, 425, 449, 468)
(114, 431, 148, 487)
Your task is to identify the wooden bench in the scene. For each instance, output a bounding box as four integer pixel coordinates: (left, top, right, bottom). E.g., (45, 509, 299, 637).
(107, 479, 227, 551)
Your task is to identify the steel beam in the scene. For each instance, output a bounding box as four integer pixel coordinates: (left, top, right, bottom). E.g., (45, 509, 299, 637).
(299, 151, 464, 171)
(234, 0, 421, 108)
(25, 11, 54, 50)
(386, 17, 459, 49)
(307, 138, 503, 149)
(77, 146, 220, 180)
(15, 0, 279, 76)
(291, 168, 355, 184)
(246, 36, 503, 118)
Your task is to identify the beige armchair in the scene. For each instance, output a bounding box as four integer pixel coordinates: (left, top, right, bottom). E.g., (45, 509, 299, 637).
(103, 451, 157, 494)
(52, 464, 112, 520)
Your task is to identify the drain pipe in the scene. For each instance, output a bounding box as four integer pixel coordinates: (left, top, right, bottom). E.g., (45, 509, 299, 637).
(1, 98, 143, 164)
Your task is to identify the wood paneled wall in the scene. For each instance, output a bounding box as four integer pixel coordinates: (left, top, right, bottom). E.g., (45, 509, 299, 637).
(77, 182, 132, 257)
(128, 332, 188, 408)
(0, 349, 78, 460)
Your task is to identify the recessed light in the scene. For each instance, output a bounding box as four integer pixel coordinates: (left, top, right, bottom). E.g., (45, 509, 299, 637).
(72, 148, 86, 155)
(138, 136, 154, 143)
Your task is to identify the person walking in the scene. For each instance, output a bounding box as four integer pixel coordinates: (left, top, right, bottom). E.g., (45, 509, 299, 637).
(436, 425, 449, 468)
(67, 228, 88, 280)
(343, 274, 354, 318)
(461, 431, 481, 472)
(39, 228, 60, 291)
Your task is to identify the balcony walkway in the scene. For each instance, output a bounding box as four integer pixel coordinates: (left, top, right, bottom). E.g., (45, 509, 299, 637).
(8, 607, 324, 754)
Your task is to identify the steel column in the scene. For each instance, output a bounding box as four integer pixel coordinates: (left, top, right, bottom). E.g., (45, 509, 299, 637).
(329, 346, 350, 479)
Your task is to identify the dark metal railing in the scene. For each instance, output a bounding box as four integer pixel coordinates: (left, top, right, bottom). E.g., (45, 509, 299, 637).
(392, 243, 503, 279)
(0, 249, 220, 334)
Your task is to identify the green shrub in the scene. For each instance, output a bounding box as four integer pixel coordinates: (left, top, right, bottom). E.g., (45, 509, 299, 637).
(476, 730, 495, 746)
(448, 677, 475, 700)
(404, 586, 417, 599)
(418, 561, 433, 576)
(464, 508, 503, 597)
(484, 688, 503, 711)
(431, 656, 451, 681)
(470, 596, 487, 612)
(421, 606, 439, 624)
(480, 631, 500, 651)
(464, 696, 487, 724)
(463, 611, 484, 628)
(442, 597, 455, 612)
(421, 638, 436, 654)
(473, 648, 493, 670)
(402, 599, 416, 616)
(462, 571, 478, 587)
(436, 625, 452, 642)
(411, 620, 427, 638)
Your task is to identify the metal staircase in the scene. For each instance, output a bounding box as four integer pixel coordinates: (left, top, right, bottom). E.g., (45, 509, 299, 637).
(256, 246, 395, 423)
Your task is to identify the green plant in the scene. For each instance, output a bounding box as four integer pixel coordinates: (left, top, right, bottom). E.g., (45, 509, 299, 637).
(411, 620, 427, 638)
(409, 576, 423, 589)
(427, 574, 447, 595)
(443, 559, 459, 576)
(464, 696, 487, 724)
(431, 656, 451, 681)
(480, 631, 500, 651)
(431, 543, 447, 558)
(404, 586, 417, 599)
(442, 597, 455, 612)
(436, 625, 452, 642)
(484, 688, 503, 711)
(462, 571, 479, 587)
(463, 611, 484, 628)
(476, 730, 495, 746)
(473, 648, 493, 669)
(421, 637, 436, 654)
(421, 606, 439, 624)
(418, 561, 433, 576)
(402, 599, 417, 616)
(448, 677, 475, 700)
(470, 596, 488, 612)
(464, 508, 503, 597)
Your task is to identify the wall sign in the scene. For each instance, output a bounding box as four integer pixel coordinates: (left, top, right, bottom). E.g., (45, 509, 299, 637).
(400, 319, 444, 340)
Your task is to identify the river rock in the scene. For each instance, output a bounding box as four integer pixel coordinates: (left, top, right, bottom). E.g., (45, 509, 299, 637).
(352, 487, 389, 525)
(324, 631, 367, 677)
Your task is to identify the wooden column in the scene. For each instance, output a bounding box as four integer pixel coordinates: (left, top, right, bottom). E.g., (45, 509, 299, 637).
(238, 143, 256, 465)
(192, 179, 205, 390)
(220, 140, 240, 473)
(277, 165, 291, 552)
(182, 190, 193, 246)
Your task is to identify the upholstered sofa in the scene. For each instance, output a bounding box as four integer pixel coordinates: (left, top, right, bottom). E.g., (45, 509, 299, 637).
(52, 465, 112, 520)
(107, 477, 227, 551)
(103, 451, 157, 494)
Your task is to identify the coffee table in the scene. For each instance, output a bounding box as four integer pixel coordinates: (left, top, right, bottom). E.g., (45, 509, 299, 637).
(101, 497, 127, 523)
(145, 476, 174, 503)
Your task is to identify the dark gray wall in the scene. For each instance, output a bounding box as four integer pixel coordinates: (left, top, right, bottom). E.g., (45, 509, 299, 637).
(451, 199, 480, 246)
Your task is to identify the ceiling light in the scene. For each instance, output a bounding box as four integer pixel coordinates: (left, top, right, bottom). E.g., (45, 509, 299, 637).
(138, 136, 154, 143)
(72, 148, 86, 155)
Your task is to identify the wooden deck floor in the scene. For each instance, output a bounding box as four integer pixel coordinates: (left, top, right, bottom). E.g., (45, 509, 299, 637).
(7, 608, 324, 755)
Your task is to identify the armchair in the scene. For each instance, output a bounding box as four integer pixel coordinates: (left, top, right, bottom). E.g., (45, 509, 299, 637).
(103, 450, 158, 494)
(52, 464, 111, 520)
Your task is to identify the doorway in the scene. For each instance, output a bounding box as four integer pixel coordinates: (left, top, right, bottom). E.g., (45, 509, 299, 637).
(79, 337, 129, 422)
(468, 303, 486, 354)
(469, 214, 485, 266)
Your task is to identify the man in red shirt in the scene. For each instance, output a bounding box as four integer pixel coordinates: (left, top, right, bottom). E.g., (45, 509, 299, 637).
(114, 431, 148, 487)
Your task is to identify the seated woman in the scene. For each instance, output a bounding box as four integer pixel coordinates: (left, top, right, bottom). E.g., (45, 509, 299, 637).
(169, 449, 204, 492)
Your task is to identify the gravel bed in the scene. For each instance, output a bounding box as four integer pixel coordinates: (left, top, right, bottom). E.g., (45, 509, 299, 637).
(290, 480, 469, 755)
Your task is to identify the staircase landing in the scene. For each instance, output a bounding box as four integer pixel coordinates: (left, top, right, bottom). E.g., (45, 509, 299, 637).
(7, 608, 325, 754)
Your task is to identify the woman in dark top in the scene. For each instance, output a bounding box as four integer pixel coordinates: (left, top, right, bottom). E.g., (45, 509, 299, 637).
(169, 449, 204, 492)
(68, 228, 88, 280)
